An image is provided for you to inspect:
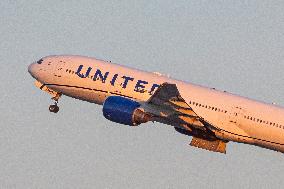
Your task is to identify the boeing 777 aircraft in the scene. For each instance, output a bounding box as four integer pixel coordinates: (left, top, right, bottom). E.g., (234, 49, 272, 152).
(28, 55, 284, 154)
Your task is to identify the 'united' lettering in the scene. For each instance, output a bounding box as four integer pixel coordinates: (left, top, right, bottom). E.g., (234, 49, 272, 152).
(110, 74, 118, 86)
(149, 84, 160, 95)
(93, 69, 109, 83)
(134, 80, 148, 93)
(76, 65, 92, 78)
(121, 76, 134, 88)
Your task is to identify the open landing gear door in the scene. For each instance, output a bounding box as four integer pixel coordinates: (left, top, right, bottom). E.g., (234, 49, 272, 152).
(34, 80, 61, 100)
(34, 80, 61, 113)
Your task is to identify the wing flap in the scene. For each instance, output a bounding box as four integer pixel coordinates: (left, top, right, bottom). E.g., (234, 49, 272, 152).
(190, 137, 227, 154)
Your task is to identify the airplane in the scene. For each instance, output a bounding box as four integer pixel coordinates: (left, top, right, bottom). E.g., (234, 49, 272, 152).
(28, 55, 284, 154)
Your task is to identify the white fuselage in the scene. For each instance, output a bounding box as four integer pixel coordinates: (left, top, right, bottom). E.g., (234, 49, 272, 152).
(29, 55, 284, 153)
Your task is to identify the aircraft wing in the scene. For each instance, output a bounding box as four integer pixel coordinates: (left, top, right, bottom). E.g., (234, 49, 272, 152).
(146, 83, 205, 130)
(145, 83, 226, 153)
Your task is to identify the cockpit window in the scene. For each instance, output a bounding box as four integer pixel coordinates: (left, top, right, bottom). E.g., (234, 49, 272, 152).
(37, 59, 43, 64)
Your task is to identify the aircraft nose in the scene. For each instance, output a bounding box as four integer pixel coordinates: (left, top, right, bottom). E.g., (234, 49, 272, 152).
(28, 63, 38, 79)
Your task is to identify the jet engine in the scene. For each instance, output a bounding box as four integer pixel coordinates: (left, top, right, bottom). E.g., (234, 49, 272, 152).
(103, 96, 151, 126)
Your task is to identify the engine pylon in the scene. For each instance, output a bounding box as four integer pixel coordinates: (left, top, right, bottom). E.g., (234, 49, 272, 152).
(132, 109, 152, 126)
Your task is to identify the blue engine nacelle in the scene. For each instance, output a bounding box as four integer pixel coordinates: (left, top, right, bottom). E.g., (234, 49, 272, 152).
(103, 96, 151, 126)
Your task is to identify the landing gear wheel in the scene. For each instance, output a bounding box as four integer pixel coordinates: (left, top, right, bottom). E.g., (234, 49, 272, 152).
(49, 93, 61, 113)
(49, 104, 59, 113)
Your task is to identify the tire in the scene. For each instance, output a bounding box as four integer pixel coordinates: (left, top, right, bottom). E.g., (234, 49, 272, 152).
(49, 105, 59, 113)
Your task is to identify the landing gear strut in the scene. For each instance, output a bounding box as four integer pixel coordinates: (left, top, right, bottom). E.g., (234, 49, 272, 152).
(49, 94, 61, 113)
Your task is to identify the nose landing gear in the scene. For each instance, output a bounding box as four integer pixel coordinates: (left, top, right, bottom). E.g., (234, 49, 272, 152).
(34, 81, 62, 113)
(49, 94, 61, 113)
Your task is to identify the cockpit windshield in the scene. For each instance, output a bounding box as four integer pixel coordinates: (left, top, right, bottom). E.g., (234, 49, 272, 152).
(37, 59, 43, 64)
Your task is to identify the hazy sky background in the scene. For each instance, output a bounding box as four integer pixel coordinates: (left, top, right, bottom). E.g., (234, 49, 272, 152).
(1, 1, 284, 188)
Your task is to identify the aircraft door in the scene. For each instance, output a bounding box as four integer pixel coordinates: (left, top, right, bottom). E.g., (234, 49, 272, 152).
(54, 61, 66, 78)
(229, 106, 245, 126)
(216, 105, 252, 144)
